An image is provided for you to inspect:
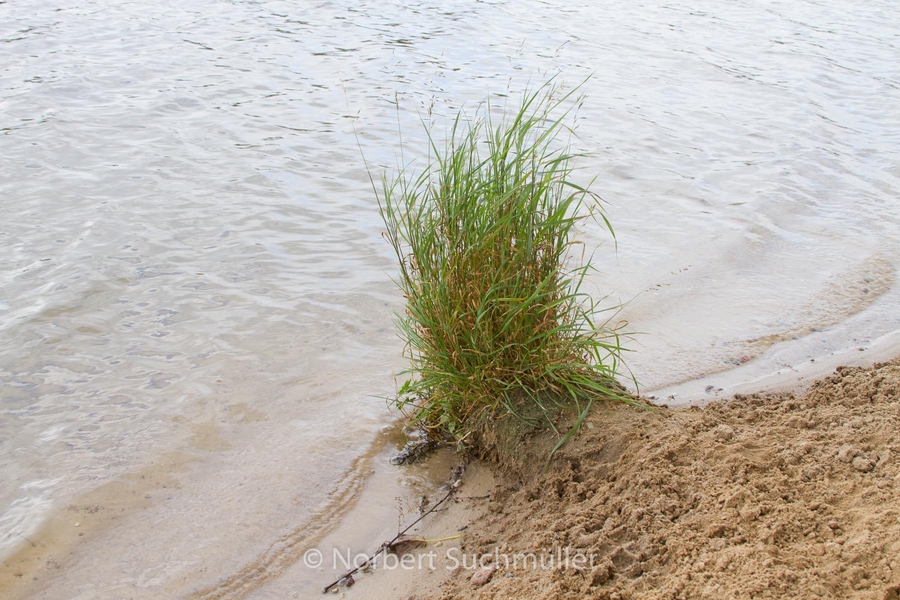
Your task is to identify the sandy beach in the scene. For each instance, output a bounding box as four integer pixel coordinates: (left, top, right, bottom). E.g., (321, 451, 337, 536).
(321, 357, 900, 600)
(3, 356, 899, 599)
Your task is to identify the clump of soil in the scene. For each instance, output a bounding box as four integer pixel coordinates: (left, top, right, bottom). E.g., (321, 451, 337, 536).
(429, 359, 900, 599)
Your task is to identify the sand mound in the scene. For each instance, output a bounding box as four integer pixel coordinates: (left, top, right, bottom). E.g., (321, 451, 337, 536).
(429, 359, 900, 600)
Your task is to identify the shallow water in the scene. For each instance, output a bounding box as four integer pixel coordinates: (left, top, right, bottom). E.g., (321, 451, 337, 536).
(1, 0, 898, 596)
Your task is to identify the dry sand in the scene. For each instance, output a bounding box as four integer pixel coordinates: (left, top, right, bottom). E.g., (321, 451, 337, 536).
(391, 358, 900, 600)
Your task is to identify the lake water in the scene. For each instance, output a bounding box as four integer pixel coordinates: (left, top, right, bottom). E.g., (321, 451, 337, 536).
(1, 0, 898, 597)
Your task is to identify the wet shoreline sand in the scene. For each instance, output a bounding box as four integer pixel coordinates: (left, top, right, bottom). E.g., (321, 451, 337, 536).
(3, 349, 899, 599)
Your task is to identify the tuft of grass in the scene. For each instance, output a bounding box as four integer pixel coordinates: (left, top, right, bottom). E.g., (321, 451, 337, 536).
(378, 82, 634, 454)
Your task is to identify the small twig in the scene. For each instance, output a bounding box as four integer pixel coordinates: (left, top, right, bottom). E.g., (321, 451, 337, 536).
(460, 493, 491, 500)
(20, 534, 36, 547)
(321, 485, 458, 594)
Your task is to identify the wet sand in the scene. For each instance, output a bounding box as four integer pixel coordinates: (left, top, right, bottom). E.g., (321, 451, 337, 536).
(0, 423, 484, 599)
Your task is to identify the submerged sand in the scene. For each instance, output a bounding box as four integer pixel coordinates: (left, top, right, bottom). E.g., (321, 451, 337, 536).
(414, 358, 900, 600)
